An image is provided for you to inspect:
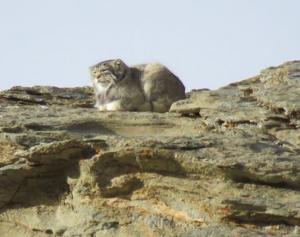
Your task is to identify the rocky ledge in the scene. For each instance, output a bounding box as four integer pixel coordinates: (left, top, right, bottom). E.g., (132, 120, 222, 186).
(0, 61, 300, 237)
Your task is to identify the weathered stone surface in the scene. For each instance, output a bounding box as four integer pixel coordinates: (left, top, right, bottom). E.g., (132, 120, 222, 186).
(0, 61, 300, 236)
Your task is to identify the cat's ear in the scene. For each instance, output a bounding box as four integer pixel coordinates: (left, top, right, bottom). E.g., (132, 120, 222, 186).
(115, 59, 123, 66)
(116, 59, 129, 67)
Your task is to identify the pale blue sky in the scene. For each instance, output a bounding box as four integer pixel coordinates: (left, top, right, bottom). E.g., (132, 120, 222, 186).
(0, 0, 299, 91)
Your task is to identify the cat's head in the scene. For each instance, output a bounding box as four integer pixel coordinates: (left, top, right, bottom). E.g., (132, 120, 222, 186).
(89, 59, 130, 87)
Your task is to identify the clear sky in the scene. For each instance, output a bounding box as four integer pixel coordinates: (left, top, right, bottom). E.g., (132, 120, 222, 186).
(0, 0, 299, 91)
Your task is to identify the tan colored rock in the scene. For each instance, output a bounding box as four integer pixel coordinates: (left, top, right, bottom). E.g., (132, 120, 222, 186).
(0, 60, 300, 236)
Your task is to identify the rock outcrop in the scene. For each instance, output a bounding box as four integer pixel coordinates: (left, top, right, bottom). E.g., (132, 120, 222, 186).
(0, 61, 300, 236)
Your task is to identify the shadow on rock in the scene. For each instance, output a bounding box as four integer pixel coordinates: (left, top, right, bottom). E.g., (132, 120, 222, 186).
(90, 148, 186, 198)
(0, 139, 96, 213)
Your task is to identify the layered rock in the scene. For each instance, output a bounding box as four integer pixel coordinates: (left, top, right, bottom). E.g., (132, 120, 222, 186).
(0, 61, 300, 236)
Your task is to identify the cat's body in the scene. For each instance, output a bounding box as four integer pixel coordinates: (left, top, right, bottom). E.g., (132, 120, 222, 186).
(90, 59, 185, 112)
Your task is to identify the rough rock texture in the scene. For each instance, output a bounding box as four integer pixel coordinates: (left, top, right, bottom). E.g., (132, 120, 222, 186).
(0, 61, 300, 236)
